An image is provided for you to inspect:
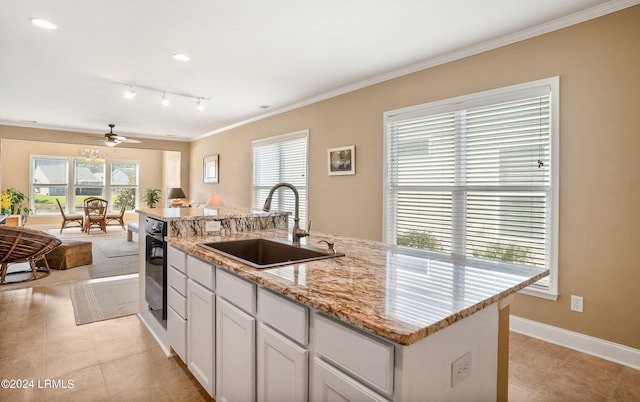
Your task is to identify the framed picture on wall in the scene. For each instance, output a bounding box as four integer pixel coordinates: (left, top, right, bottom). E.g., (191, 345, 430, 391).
(327, 145, 355, 176)
(203, 154, 219, 183)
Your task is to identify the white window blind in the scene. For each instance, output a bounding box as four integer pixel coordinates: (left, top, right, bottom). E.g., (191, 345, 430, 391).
(252, 130, 309, 230)
(384, 78, 559, 298)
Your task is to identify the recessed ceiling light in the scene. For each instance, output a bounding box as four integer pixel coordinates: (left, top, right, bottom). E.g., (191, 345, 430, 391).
(30, 18, 57, 30)
(172, 53, 190, 62)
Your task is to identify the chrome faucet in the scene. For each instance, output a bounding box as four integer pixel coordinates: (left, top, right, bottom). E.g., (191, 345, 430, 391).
(262, 182, 310, 246)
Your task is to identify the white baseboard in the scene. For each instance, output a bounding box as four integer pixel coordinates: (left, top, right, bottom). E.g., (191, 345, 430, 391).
(138, 311, 171, 357)
(510, 315, 640, 370)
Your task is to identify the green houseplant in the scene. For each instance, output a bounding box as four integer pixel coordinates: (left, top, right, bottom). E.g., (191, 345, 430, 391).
(1, 188, 32, 226)
(143, 188, 161, 208)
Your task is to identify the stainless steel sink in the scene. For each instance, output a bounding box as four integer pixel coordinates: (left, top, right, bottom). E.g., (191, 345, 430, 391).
(198, 238, 345, 269)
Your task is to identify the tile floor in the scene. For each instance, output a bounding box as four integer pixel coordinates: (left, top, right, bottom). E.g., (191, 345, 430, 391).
(1, 281, 638, 401)
(509, 332, 640, 401)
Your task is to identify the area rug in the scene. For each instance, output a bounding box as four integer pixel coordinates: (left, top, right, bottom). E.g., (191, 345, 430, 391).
(70, 276, 139, 325)
(47, 227, 127, 239)
(93, 239, 139, 258)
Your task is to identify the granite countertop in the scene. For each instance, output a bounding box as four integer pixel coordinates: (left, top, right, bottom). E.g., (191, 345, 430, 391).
(167, 230, 549, 346)
(136, 206, 288, 221)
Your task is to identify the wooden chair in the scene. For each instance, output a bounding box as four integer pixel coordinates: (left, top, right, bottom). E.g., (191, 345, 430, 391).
(0, 226, 61, 284)
(106, 201, 127, 230)
(56, 198, 84, 233)
(84, 197, 108, 233)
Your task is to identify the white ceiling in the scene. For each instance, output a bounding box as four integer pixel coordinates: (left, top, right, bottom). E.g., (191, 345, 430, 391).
(0, 0, 632, 142)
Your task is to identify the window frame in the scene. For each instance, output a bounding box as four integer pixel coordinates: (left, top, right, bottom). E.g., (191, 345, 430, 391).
(251, 130, 309, 230)
(30, 155, 140, 215)
(383, 77, 559, 300)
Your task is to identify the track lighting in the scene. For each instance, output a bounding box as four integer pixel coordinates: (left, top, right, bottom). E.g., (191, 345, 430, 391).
(161, 93, 170, 106)
(120, 84, 209, 111)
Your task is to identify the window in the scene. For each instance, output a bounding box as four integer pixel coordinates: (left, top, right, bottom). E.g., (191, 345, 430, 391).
(31, 156, 139, 214)
(110, 162, 139, 211)
(252, 130, 309, 230)
(32, 157, 69, 213)
(384, 77, 559, 299)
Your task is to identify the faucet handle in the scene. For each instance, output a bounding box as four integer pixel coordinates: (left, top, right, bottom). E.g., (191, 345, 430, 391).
(318, 240, 335, 254)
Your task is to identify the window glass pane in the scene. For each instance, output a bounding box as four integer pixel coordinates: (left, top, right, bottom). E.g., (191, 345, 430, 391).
(75, 161, 105, 185)
(111, 188, 136, 211)
(33, 158, 68, 184)
(75, 188, 103, 208)
(395, 191, 452, 253)
(33, 187, 66, 213)
(111, 162, 138, 185)
(466, 192, 547, 267)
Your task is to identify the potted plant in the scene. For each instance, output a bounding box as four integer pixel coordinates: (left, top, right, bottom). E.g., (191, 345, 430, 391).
(143, 188, 161, 208)
(1, 188, 32, 226)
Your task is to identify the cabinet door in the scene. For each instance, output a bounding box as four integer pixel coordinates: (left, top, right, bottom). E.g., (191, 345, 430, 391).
(257, 323, 308, 402)
(167, 306, 187, 362)
(187, 279, 215, 397)
(216, 297, 256, 402)
(311, 359, 389, 402)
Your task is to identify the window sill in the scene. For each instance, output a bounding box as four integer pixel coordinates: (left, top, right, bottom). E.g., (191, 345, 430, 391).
(518, 286, 558, 301)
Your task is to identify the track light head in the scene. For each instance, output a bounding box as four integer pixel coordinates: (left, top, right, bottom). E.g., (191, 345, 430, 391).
(161, 93, 170, 106)
(196, 98, 205, 112)
(124, 86, 136, 99)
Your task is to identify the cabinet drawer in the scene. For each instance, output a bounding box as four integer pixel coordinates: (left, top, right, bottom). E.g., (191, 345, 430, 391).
(168, 265, 187, 296)
(216, 268, 256, 314)
(311, 358, 389, 402)
(258, 287, 308, 345)
(167, 306, 187, 362)
(167, 245, 187, 274)
(168, 285, 187, 318)
(187, 255, 215, 290)
(314, 314, 394, 396)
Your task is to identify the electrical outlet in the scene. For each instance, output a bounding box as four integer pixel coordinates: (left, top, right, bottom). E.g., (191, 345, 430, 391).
(451, 352, 472, 387)
(571, 295, 583, 312)
(205, 220, 221, 232)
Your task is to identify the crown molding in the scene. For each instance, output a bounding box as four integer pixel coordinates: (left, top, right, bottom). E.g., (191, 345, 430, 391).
(197, 0, 639, 140)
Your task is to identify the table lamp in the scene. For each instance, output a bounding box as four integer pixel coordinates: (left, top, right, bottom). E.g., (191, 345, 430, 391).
(168, 187, 187, 207)
(206, 193, 224, 208)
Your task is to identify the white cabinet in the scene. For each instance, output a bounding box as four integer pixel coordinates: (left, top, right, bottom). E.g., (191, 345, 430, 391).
(311, 358, 388, 402)
(216, 297, 256, 402)
(257, 322, 308, 402)
(314, 314, 393, 397)
(167, 246, 187, 362)
(188, 278, 215, 397)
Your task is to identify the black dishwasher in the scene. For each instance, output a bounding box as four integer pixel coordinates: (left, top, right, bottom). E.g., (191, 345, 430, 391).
(145, 217, 167, 328)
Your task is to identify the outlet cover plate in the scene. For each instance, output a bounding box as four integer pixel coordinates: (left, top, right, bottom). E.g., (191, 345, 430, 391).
(205, 220, 221, 232)
(571, 295, 583, 312)
(451, 352, 472, 387)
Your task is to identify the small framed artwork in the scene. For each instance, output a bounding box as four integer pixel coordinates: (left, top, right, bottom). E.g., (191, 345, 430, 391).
(327, 145, 355, 176)
(203, 154, 219, 183)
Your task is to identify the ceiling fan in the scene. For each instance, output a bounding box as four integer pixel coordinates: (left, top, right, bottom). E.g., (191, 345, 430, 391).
(103, 124, 141, 147)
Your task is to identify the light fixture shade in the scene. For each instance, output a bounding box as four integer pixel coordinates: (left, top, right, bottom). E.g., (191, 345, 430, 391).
(196, 99, 205, 112)
(206, 193, 224, 208)
(161, 93, 170, 106)
(124, 87, 136, 99)
(104, 139, 118, 147)
(167, 187, 187, 200)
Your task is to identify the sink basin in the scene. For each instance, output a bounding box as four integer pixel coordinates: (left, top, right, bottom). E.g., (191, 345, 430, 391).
(198, 238, 345, 269)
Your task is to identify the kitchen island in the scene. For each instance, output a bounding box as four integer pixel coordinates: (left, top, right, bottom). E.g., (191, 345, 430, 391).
(150, 227, 547, 401)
